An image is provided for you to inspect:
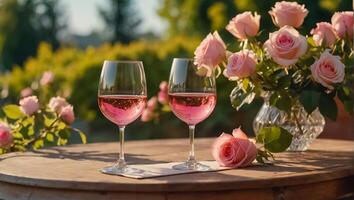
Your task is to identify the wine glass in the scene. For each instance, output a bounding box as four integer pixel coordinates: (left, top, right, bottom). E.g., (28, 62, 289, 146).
(98, 60, 147, 176)
(168, 58, 217, 171)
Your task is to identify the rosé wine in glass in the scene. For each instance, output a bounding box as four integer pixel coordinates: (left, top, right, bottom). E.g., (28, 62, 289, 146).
(98, 95, 147, 126)
(98, 60, 147, 176)
(168, 58, 217, 171)
(169, 93, 216, 125)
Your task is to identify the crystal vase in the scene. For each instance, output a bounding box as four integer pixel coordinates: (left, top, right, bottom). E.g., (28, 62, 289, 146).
(253, 95, 325, 151)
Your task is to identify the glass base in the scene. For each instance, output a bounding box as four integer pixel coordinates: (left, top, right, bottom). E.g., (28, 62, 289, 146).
(172, 160, 211, 171)
(100, 165, 145, 176)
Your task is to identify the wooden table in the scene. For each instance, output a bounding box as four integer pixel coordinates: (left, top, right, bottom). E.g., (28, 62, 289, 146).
(0, 138, 353, 200)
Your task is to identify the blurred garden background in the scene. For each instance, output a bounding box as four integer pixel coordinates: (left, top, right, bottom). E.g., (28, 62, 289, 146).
(0, 0, 352, 143)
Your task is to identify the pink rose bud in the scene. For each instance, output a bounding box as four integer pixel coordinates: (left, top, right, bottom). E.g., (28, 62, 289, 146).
(147, 97, 158, 110)
(19, 95, 39, 115)
(264, 26, 307, 67)
(269, 1, 308, 28)
(194, 31, 226, 76)
(311, 22, 338, 47)
(0, 122, 12, 149)
(212, 128, 257, 168)
(223, 50, 257, 79)
(331, 11, 353, 39)
(158, 90, 169, 104)
(40, 71, 55, 86)
(59, 105, 75, 125)
(226, 11, 260, 40)
(20, 87, 33, 98)
(159, 81, 168, 92)
(48, 96, 69, 113)
(141, 109, 154, 122)
(310, 50, 345, 90)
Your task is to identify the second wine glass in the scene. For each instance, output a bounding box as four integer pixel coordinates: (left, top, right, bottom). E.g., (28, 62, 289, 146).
(168, 58, 217, 171)
(98, 60, 147, 176)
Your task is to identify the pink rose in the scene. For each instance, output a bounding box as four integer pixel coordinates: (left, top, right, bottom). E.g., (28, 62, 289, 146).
(19, 96, 39, 115)
(331, 11, 353, 39)
(269, 1, 308, 28)
(223, 50, 257, 79)
(226, 12, 260, 40)
(48, 96, 69, 113)
(159, 81, 168, 91)
(194, 31, 226, 76)
(158, 81, 169, 104)
(311, 22, 338, 47)
(264, 26, 307, 67)
(0, 122, 12, 149)
(212, 128, 257, 168)
(40, 71, 55, 86)
(310, 50, 345, 90)
(141, 109, 154, 122)
(147, 97, 158, 110)
(59, 105, 75, 125)
(20, 87, 33, 98)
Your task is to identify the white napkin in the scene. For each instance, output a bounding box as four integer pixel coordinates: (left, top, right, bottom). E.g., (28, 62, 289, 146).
(102, 161, 228, 179)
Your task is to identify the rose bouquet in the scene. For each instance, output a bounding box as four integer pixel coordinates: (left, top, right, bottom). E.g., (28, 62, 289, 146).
(0, 71, 86, 154)
(191, 1, 353, 162)
(143, 1, 353, 165)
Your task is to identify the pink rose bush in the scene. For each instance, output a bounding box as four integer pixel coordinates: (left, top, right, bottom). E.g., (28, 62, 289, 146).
(0, 94, 85, 154)
(141, 81, 171, 122)
(212, 128, 257, 168)
(269, 1, 308, 28)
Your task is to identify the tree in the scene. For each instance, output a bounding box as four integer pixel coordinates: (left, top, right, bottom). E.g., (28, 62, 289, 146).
(99, 0, 141, 43)
(0, 0, 65, 71)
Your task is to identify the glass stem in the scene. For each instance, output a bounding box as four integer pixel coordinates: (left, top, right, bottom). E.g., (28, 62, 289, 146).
(188, 125, 196, 162)
(117, 126, 126, 168)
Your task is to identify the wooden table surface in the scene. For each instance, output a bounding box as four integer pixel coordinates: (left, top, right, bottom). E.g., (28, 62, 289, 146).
(0, 138, 353, 200)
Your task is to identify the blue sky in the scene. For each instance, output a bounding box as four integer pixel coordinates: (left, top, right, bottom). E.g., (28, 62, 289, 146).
(61, 0, 166, 35)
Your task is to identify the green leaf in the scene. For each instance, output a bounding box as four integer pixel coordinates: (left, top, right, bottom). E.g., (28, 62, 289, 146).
(319, 95, 337, 121)
(257, 126, 293, 153)
(78, 130, 87, 144)
(299, 90, 321, 114)
(33, 139, 44, 150)
(230, 85, 255, 110)
(58, 129, 70, 139)
(2, 105, 24, 119)
(46, 133, 54, 142)
(343, 100, 354, 115)
(269, 92, 292, 113)
(57, 138, 68, 146)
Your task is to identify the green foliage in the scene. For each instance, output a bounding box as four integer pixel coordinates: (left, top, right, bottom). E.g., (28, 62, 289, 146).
(0, 104, 86, 154)
(2, 104, 24, 119)
(299, 90, 321, 114)
(256, 126, 293, 153)
(256, 126, 293, 163)
(319, 93, 338, 121)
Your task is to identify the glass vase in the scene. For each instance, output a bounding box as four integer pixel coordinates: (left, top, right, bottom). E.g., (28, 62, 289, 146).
(253, 94, 325, 151)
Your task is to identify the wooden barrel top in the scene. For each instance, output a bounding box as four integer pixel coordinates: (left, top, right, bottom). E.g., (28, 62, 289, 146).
(0, 138, 353, 200)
